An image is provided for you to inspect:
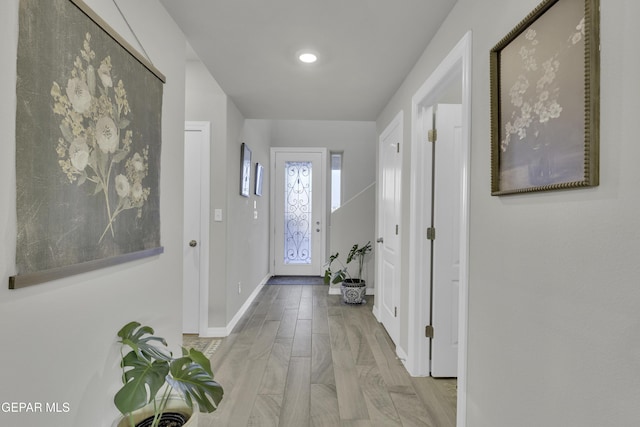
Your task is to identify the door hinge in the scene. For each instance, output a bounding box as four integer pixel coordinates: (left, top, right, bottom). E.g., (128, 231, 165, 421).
(425, 325, 434, 338)
(394, 307, 397, 317)
(428, 129, 437, 143)
(395, 224, 399, 235)
(426, 227, 436, 240)
(397, 142, 400, 153)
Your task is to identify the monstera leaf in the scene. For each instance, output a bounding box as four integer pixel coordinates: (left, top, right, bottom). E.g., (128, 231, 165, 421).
(114, 322, 224, 426)
(117, 321, 171, 363)
(114, 351, 169, 415)
(165, 349, 224, 413)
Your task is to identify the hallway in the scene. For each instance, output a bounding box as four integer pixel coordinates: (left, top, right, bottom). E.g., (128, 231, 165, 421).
(200, 284, 456, 427)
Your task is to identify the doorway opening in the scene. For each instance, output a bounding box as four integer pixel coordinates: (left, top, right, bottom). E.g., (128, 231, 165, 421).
(408, 31, 472, 427)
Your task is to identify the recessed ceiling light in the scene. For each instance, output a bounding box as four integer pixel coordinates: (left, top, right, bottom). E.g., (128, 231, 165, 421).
(298, 52, 318, 64)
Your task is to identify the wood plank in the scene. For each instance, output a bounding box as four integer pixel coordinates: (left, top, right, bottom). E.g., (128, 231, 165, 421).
(248, 395, 282, 427)
(259, 338, 293, 395)
(366, 328, 412, 389)
(312, 305, 329, 334)
(332, 349, 369, 420)
(209, 340, 251, 392)
(411, 377, 457, 427)
(301, 284, 314, 298)
(311, 333, 335, 385)
(299, 296, 313, 319)
(236, 312, 268, 346)
(357, 365, 402, 427)
(266, 298, 287, 321)
(292, 318, 312, 357)
(328, 313, 350, 351)
(249, 320, 281, 360)
(208, 357, 269, 427)
(338, 420, 372, 427)
(389, 390, 434, 427)
(310, 384, 340, 427)
(277, 308, 298, 339)
(344, 319, 376, 366)
(312, 285, 329, 307)
(279, 357, 311, 427)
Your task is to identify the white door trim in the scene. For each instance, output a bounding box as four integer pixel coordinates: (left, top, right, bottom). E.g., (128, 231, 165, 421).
(408, 31, 472, 427)
(185, 121, 211, 337)
(270, 147, 328, 276)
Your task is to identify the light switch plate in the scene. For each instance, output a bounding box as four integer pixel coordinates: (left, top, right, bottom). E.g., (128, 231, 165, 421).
(214, 209, 222, 222)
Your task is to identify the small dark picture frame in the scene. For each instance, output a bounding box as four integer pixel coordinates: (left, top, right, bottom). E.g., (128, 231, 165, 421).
(240, 143, 252, 197)
(490, 0, 599, 195)
(255, 163, 264, 196)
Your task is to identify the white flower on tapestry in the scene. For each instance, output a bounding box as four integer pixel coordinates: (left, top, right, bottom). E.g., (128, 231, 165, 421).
(500, 19, 585, 153)
(51, 32, 150, 243)
(96, 116, 119, 153)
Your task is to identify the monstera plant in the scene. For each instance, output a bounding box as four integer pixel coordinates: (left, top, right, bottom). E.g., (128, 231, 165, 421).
(324, 241, 372, 304)
(114, 321, 223, 427)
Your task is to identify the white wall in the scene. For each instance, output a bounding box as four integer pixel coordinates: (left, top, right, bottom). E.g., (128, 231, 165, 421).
(377, 0, 640, 425)
(328, 184, 376, 289)
(185, 62, 273, 331)
(270, 120, 377, 203)
(0, 1, 187, 426)
(185, 59, 229, 328)
(225, 112, 272, 320)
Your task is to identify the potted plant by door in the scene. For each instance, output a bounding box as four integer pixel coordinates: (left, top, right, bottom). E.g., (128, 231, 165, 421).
(324, 241, 372, 304)
(113, 321, 224, 427)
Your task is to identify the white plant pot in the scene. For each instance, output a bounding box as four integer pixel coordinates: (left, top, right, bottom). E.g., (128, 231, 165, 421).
(341, 279, 366, 304)
(113, 396, 198, 427)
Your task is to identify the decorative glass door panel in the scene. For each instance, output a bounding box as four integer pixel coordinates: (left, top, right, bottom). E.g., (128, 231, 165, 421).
(272, 149, 326, 276)
(285, 161, 312, 264)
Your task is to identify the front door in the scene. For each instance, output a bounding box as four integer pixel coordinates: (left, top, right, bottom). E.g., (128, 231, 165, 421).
(272, 148, 327, 276)
(377, 112, 402, 345)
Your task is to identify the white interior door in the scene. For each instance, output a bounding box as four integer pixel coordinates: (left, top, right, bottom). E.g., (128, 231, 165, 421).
(272, 149, 327, 276)
(431, 104, 462, 377)
(377, 112, 402, 345)
(183, 123, 210, 334)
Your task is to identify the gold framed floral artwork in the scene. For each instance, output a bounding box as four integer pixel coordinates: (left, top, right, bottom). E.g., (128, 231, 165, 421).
(490, 0, 599, 195)
(11, 0, 165, 288)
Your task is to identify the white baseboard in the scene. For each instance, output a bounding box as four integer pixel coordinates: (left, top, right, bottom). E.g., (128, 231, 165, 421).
(200, 274, 269, 337)
(396, 345, 409, 364)
(328, 285, 376, 296)
(200, 327, 228, 338)
(372, 305, 381, 322)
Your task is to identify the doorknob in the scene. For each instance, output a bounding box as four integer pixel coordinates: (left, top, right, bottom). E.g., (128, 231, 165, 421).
(189, 240, 197, 247)
(376, 237, 384, 243)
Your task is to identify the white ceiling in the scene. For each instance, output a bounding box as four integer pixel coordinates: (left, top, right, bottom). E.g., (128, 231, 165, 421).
(160, 0, 458, 121)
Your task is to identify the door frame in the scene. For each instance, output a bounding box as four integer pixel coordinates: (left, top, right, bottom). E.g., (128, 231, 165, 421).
(408, 31, 472, 427)
(184, 121, 211, 336)
(373, 110, 403, 345)
(270, 147, 328, 276)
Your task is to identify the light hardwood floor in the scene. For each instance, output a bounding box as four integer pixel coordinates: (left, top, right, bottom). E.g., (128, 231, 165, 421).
(200, 284, 456, 427)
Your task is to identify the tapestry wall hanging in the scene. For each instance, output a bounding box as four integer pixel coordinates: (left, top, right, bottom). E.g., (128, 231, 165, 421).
(490, 0, 599, 195)
(11, 0, 166, 289)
